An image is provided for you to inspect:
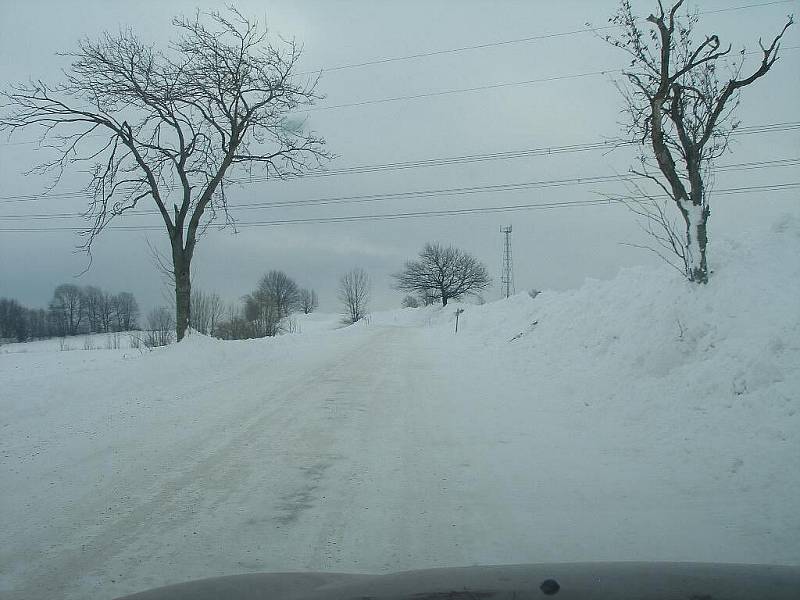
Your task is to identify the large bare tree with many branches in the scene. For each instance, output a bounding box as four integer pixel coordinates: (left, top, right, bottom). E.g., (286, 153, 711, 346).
(0, 9, 329, 340)
(393, 242, 491, 307)
(606, 0, 792, 283)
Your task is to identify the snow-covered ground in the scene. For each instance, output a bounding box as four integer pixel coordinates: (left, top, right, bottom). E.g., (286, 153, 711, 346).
(1, 216, 798, 600)
(0, 331, 142, 354)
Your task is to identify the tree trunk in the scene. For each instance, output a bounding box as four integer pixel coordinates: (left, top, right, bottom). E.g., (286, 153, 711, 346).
(688, 213, 709, 284)
(679, 200, 709, 284)
(172, 245, 192, 341)
(441, 294, 448, 307)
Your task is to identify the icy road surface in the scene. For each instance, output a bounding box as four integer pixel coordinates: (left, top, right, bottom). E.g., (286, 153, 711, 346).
(1, 315, 798, 599)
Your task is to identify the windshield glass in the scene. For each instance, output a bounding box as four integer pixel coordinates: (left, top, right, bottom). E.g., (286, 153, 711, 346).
(1, 2, 798, 599)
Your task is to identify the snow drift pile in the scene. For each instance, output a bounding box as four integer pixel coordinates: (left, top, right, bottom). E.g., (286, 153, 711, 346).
(370, 216, 800, 541)
(377, 215, 800, 417)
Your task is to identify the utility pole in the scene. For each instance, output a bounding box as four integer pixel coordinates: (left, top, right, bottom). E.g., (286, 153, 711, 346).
(500, 225, 514, 299)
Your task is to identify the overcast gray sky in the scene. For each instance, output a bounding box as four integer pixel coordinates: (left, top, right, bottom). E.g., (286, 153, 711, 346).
(1, 0, 798, 314)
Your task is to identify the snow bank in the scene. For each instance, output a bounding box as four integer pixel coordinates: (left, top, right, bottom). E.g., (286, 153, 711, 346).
(363, 217, 800, 553)
(363, 216, 799, 514)
(494, 216, 796, 400)
(380, 215, 800, 410)
(289, 311, 344, 334)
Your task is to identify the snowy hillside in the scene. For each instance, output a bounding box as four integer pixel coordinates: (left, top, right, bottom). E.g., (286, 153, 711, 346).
(1, 216, 798, 600)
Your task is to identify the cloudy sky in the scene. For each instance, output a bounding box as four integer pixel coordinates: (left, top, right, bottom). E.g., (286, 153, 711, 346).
(1, 0, 798, 315)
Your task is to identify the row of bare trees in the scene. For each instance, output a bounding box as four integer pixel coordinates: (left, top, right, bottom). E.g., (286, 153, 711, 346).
(210, 267, 373, 338)
(1, 242, 489, 345)
(49, 284, 139, 336)
(161, 247, 487, 338)
(337, 242, 492, 319)
(0, 285, 140, 342)
(0, 299, 33, 342)
(143, 293, 224, 347)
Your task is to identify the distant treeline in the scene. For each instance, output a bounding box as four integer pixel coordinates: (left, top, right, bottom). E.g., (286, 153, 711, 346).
(0, 284, 139, 343)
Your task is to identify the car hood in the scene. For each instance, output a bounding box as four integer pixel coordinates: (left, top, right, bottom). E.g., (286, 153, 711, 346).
(113, 562, 800, 599)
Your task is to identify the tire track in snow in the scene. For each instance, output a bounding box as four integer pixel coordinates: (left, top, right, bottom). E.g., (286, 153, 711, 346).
(5, 330, 381, 600)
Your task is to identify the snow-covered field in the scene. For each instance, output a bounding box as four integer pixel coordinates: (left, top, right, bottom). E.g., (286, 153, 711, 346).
(0, 331, 143, 354)
(1, 217, 798, 600)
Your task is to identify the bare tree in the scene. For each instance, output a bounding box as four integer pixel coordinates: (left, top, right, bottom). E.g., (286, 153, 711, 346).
(190, 289, 223, 335)
(98, 291, 116, 333)
(145, 307, 174, 347)
(0, 298, 29, 342)
(113, 291, 140, 331)
(243, 292, 282, 337)
(338, 268, 370, 325)
(208, 293, 224, 335)
(82, 286, 104, 332)
(27, 308, 50, 340)
(49, 284, 85, 336)
(215, 303, 255, 340)
(401, 294, 419, 308)
(234, 271, 301, 337)
(393, 242, 491, 307)
(0, 9, 329, 340)
(191, 289, 211, 333)
(254, 270, 302, 317)
(606, 0, 792, 283)
(299, 288, 319, 314)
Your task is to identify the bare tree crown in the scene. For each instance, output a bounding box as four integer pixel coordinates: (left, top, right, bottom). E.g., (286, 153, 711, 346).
(393, 242, 491, 306)
(1, 9, 328, 246)
(609, 0, 791, 165)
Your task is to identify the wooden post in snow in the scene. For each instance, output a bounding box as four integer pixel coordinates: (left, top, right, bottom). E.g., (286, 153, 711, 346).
(454, 308, 465, 333)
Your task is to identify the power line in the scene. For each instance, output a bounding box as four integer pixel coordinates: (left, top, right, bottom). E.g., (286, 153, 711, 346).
(300, 28, 612, 76)
(0, 40, 793, 152)
(308, 69, 615, 112)
(0, 181, 796, 232)
(304, 44, 800, 112)
(2, 40, 796, 144)
(0, 67, 618, 143)
(1, 157, 797, 221)
(296, 0, 795, 75)
(1, 121, 797, 204)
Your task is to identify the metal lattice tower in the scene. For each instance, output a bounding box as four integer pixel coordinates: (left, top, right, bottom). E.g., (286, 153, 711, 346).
(500, 225, 514, 298)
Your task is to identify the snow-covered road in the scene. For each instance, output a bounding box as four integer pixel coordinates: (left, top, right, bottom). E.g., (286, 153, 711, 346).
(4, 325, 483, 599)
(2, 305, 798, 599)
